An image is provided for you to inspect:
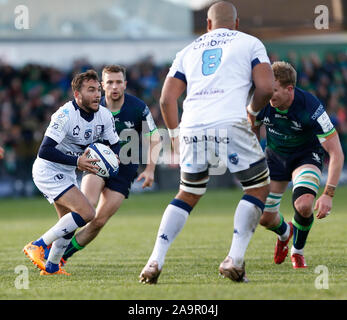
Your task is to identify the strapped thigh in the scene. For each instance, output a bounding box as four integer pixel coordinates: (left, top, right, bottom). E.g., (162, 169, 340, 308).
(264, 192, 284, 213)
(180, 169, 209, 195)
(234, 158, 270, 190)
(292, 166, 321, 194)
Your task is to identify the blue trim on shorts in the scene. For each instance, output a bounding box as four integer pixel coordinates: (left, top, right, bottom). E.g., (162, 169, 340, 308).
(170, 199, 193, 214)
(53, 184, 75, 202)
(242, 194, 265, 212)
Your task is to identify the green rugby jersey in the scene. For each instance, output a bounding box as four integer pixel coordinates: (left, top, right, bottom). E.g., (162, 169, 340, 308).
(100, 93, 157, 147)
(255, 87, 336, 158)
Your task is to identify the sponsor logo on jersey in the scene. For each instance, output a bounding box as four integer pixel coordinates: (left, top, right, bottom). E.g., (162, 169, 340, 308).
(51, 122, 59, 130)
(66, 151, 84, 157)
(268, 128, 285, 136)
(73, 125, 80, 136)
(317, 111, 334, 133)
(290, 120, 303, 131)
(312, 152, 321, 163)
(275, 113, 288, 119)
(262, 117, 273, 127)
(84, 129, 92, 139)
(311, 104, 324, 120)
(93, 125, 104, 140)
(124, 121, 135, 128)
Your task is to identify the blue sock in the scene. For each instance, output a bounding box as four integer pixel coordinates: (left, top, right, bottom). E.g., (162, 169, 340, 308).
(33, 238, 47, 249)
(45, 261, 59, 273)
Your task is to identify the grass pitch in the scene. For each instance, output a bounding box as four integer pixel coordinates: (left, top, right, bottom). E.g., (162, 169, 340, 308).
(0, 187, 346, 300)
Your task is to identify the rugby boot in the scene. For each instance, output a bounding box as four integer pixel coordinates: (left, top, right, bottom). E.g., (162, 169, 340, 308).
(139, 261, 161, 284)
(291, 253, 307, 269)
(274, 221, 294, 264)
(23, 241, 46, 271)
(219, 256, 249, 283)
(40, 268, 71, 276)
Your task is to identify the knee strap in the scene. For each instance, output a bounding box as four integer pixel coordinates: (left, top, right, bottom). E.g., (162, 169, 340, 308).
(292, 186, 316, 205)
(264, 192, 283, 213)
(180, 170, 209, 195)
(292, 186, 315, 229)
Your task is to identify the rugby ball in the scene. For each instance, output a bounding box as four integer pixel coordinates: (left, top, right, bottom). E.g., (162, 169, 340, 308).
(86, 143, 119, 178)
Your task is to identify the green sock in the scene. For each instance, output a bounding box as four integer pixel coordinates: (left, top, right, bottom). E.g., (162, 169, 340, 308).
(268, 212, 288, 236)
(292, 215, 314, 250)
(63, 236, 85, 260)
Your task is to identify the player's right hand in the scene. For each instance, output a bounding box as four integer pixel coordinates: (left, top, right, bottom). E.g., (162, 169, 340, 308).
(0, 146, 4, 159)
(77, 149, 100, 174)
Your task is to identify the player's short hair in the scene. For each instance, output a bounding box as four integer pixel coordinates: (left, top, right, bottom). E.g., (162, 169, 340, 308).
(102, 65, 126, 81)
(71, 69, 99, 92)
(272, 61, 297, 88)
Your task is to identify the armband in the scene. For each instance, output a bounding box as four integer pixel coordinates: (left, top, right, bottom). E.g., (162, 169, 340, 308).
(246, 105, 260, 117)
(168, 127, 180, 138)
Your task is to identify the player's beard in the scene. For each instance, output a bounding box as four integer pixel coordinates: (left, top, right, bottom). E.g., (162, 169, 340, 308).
(82, 96, 100, 113)
(110, 91, 124, 102)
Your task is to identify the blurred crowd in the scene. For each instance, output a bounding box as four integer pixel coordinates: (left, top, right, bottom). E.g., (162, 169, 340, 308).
(0, 51, 347, 181)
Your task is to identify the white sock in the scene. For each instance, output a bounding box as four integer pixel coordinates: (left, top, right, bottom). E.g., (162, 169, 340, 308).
(228, 198, 262, 268)
(47, 237, 71, 265)
(278, 222, 290, 241)
(42, 212, 85, 246)
(291, 246, 304, 256)
(149, 201, 190, 270)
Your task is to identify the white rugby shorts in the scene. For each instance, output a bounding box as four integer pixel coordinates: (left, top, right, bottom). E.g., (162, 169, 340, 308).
(179, 120, 265, 175)
(32, 158, 77, 204)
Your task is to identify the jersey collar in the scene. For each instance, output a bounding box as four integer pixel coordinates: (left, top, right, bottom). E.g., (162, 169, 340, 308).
(72, 99, 95, 122)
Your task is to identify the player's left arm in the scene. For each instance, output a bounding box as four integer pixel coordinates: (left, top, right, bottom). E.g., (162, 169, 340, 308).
(314, 132, 344, 219)
(137, 129, 161, 188)
(137, 106, 161, 188)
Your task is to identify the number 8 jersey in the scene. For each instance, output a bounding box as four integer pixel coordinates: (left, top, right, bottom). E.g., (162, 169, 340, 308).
(167, 28, 270, 130)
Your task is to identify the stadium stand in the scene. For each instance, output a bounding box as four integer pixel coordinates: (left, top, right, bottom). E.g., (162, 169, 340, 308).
(0, 50, 346, 197)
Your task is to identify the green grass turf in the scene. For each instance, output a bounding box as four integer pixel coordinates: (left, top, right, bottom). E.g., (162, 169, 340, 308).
(0, 187, 346, 300)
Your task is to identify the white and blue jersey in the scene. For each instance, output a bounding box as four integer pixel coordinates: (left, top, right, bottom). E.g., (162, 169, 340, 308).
(167, 28, 270, 129)
(33, 100, 119, 203)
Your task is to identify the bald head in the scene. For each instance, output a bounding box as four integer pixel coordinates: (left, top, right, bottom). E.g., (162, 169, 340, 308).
(207, 1, 238, 31)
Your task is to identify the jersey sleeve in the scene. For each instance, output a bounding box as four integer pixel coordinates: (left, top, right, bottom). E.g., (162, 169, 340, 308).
(142, 105, 158, 136)
(167, 49, 187, 84)
(250, 38, 270, 68)
(44, 107, 70, 144)
(102, 109, 120, 145)
(308, 95, 336, 143)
